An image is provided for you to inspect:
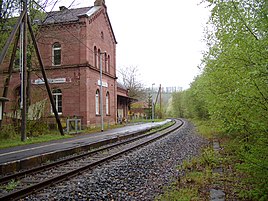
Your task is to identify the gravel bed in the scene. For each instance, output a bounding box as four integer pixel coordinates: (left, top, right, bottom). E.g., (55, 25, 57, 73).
(25, 120, 208, 201)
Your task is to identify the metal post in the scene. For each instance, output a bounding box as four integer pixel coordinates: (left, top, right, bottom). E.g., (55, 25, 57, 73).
(21, 0, 27, 141)
(159, 84, 162, 119)
(152, 83, 155, 123)
(100, 53, 104, 132)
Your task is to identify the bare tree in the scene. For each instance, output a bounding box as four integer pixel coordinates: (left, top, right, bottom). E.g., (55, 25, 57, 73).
(117, 66, 146, 100)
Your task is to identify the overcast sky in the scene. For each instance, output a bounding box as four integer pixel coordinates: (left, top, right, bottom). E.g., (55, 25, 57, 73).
(47, 0, 210, 90)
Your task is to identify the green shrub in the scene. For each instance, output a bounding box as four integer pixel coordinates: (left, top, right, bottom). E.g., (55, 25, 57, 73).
(0, 124, 18, 140)
(27, 119, 49, 137)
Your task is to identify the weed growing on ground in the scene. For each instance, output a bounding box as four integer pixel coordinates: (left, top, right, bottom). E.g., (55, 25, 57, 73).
(0, 179, 20, 191)
(156, 147, 217, 201)
(157, 119, 266, 201)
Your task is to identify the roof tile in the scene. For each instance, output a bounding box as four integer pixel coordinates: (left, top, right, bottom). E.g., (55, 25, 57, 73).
(43, 7, 95, 24)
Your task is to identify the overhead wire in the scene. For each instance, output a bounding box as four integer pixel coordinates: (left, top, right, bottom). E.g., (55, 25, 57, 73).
(33, 0, 102, 55)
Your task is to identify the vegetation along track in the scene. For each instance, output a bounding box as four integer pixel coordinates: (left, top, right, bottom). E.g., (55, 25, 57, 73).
(0, 119, 183, 200)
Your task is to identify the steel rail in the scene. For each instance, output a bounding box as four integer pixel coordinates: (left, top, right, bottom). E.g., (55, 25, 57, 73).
(0, 120, 174, 184)
(0, 119, 183, 201)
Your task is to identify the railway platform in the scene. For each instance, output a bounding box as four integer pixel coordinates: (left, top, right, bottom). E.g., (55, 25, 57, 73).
(0, 120, 171, 174)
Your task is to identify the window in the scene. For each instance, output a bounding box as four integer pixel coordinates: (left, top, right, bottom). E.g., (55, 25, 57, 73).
(107, 55, 110, 73)
(95, 90, 100, 115)
(52, 89, 62, 114)
(104, 52, 108, 72)
(52, 43, 61, 66)
(101, 31, 104, 39)
(94, 46, 97, 67)
(98, 49, 101, 69)
(106, 92, 110, 115)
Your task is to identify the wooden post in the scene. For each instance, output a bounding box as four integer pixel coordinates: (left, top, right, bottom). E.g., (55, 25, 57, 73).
(27, 16, 64, 136)
(0, 9, 26, 65)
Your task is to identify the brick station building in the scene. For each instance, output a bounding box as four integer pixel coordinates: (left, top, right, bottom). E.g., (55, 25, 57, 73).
(0, 0, 130, 128)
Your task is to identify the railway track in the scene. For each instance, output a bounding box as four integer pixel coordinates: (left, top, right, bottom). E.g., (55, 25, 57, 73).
(0, 119, 183, 200)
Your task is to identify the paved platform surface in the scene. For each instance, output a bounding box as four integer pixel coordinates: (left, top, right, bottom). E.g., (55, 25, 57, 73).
(0, 120, 170, 166)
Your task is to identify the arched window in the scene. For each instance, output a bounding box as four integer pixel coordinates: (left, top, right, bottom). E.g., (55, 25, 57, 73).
(104, 52, 107, 72)
(52, 89, 62, 114)
(94, 46, 97, 68)
(95, 90, 100, 115)
(106, 92, 110, 115)
(52, 43, 61, 66)
(98, 49, 101, 69)
(107, 55, 110, 73)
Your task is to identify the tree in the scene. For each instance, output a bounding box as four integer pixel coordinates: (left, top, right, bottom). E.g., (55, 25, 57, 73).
(185, 0, 268, 198)
(201, 0, 268, 134)
(117, 66, 146, 100)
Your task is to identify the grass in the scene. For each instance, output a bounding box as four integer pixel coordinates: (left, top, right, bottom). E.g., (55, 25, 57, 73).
(157, 187, 199, 201)
(0, 133, 73, 149)
(190, 118, 223, 139)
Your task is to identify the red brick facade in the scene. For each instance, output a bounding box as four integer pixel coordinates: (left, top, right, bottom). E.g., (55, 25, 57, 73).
(0, 0, 129, 128)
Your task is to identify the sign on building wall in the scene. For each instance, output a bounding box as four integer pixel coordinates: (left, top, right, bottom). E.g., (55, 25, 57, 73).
(98, 80, 108, 88)
(32, 78, 67, 85)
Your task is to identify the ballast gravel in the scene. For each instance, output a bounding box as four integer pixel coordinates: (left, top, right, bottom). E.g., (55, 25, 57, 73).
(25, 120, 208, 200)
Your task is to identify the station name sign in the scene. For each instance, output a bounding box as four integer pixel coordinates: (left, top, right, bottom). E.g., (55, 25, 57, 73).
(32, 78, 67, 85)
(98, 80, 108, 88)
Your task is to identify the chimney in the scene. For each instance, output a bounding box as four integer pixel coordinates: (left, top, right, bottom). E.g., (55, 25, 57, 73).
(59, 6, 67, 11)
(94, 0, 105, 6)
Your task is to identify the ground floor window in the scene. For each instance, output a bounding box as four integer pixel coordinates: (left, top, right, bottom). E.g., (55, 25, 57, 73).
(106, 92, 110, 115)
(95, 90, 100, 115)
(52, 89, 62, 114)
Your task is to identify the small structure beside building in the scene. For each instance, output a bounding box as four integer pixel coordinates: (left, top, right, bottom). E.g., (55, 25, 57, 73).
(130, 101, 150, 120)
(117, 83, 130, 123)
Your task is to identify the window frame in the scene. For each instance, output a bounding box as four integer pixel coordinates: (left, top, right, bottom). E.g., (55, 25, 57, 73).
(98, 49, 101, 69)
(104, 52, 108, 72)
(107, 55, 110, 73)
(52, 89, 62, 115)
(52, 42, 61, 66)
(95, 89, 100, 115)
(106, 92, 110, 115)
(94, 46, 97, 68)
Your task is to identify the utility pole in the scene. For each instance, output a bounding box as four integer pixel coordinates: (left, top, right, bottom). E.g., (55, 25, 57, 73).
(159, 84, 162, 119)
(21, 0, 27, 141)
(152, 83, 155, 122)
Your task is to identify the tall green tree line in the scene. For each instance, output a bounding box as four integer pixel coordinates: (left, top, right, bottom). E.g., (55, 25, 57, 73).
(171, 0, 267, 199)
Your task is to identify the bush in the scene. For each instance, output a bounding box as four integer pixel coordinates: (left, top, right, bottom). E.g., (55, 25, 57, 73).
(27, 119, 49, 137)
(0, 124, 18, 140)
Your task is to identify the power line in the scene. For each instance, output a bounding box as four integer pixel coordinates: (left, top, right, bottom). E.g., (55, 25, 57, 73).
(32, 0, 102, 55)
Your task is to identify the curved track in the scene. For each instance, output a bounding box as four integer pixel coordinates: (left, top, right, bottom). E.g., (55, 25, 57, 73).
(0, 119, 184, 201)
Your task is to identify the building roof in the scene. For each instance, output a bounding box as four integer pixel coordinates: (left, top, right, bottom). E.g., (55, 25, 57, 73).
(117, 82, 127, 90)
(43, 6, 99, 24)
(41, 5, 117, 44)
